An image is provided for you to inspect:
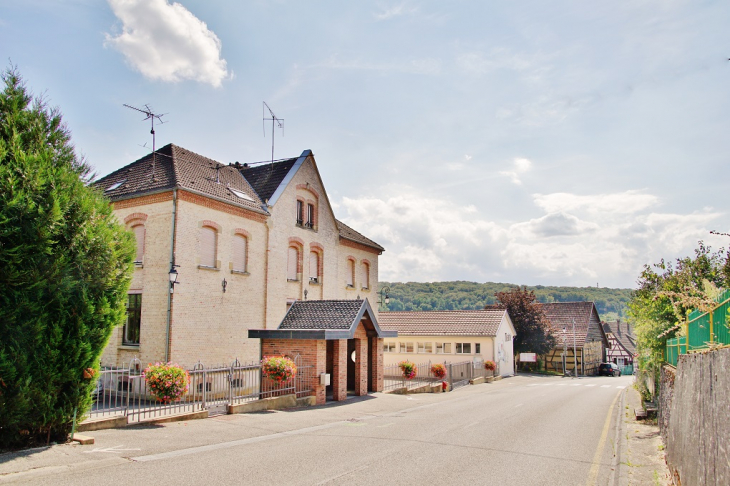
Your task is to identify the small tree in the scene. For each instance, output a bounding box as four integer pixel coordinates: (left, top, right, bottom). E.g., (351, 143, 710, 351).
(494, 287, 556, 357)
(0, 67, 135, 449)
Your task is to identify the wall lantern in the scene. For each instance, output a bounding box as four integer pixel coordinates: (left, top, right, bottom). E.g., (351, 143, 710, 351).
(169, 265, 180, 293)
(378, 286, 390, 308)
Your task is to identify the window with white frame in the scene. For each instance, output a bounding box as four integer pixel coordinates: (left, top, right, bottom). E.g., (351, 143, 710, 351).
(417, 342, 433, 353)
(232, 234, 247, 273)
(399, 342, 414, 353)
(456, 343, 472, 354)
(361, 261, 370, 289)
(200, 226, 218, 268)
(383, 342, 396, 353)
(309, 251, 319, 283)
(435, 342, 452, 354)
(287, 247, 299, 281)
(132, 224, 145, 264)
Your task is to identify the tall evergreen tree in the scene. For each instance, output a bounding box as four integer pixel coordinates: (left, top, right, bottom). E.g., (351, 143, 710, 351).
(494, 287, 556, 356)
(0, 67, 135, 449)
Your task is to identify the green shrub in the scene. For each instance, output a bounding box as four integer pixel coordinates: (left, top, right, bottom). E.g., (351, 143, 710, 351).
(0, 68, 134, 449)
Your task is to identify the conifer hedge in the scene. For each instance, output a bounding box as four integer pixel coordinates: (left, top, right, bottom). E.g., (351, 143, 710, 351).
(0, 68, 135, 449)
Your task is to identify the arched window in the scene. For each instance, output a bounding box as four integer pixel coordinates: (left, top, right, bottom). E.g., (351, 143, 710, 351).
(346, 258, 355, 287)
(232, 234, 248, 272)
(309, 251, 319, 283)
(132, 224, 145, 264)
(287, 246, 299, 281)
(361, 261, 370, 289)
(200, 226, 218, 268)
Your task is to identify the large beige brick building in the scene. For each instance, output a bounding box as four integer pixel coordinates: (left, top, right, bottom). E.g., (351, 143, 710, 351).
(96, 144, 385, 369)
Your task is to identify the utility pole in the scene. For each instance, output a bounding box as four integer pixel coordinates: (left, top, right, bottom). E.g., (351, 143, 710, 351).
(573, 318, 578, 378)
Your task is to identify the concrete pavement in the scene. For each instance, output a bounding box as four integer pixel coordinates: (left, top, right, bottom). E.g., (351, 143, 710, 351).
(0, 373, 661, 485)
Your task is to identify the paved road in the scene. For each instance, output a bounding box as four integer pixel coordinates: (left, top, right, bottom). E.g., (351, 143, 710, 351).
(0, 373, 634, 485)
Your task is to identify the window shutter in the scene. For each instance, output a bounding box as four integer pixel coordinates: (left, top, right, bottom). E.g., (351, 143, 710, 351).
(288, 247, 298, 280)
(309, 252, 319, 280)
(233, 235, 247, 272)
(200, 226, 217, 267)
(133, 225, 145, 263)
(347, 259, 354, 286)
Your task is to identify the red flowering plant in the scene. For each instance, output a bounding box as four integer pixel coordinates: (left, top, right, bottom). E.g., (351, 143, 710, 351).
(484, 360, 496, 371)
(398, 360, 417, 380)
(143, 362, 190, 403)
(261, 356, 297, 383)
(430, 363, 446, 379)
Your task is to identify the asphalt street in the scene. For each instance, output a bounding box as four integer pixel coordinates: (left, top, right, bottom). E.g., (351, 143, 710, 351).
(0, 373, 634, 485)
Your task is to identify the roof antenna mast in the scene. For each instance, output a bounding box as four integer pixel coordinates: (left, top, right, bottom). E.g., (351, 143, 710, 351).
(263, 102, 284, 165)
(124, 104, 166, 181)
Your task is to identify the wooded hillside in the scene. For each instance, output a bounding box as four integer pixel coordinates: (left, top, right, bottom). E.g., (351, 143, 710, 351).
(378, 281, 633, 321)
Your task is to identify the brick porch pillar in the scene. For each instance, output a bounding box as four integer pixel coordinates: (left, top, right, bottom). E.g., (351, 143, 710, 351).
(355, 338, 368, 396)
(313, 340, 326, 405)
(370, 337, 384, 392)
(332, 339, 347, 401)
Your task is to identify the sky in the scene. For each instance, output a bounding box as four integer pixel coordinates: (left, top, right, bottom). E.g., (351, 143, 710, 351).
(2, 0, 729, 289)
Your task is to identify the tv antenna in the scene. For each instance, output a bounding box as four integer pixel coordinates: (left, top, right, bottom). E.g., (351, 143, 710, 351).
(124, 104, 166, 181)
(263, 102, 284, 165)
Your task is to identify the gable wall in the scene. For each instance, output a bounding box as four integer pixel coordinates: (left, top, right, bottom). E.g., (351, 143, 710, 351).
(264, 157, 380, 327)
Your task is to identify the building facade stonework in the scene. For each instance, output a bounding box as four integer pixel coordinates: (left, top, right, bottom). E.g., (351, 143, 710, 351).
(96, 145, 385, 370)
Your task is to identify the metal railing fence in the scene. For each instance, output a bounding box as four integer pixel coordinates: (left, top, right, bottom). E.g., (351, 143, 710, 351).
(665, 289, 730, 366)
(88, 356, 314, 424)
(383, 358, 490, 392)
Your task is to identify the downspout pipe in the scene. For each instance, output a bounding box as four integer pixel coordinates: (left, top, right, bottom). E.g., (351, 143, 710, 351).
(165, 188, 178, 362)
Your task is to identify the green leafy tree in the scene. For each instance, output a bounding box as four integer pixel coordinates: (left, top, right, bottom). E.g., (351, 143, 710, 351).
(494, 287, 556, 356)
(628, 241, 729, 386)
(0, 68, 135, 449)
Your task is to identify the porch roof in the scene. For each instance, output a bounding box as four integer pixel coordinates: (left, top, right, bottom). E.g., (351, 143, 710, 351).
(248, 299, 397, 340)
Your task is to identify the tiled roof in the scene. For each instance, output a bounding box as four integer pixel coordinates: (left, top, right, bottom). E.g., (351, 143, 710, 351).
(279, 300, 367, 330)
(538, 302, 596, 348)
(239, 157, 299, 202)
(603, 321, 637, 355)
(378, 309, 507, 336)
(336, 220, 385, 252)
(95, 144, 265, 213)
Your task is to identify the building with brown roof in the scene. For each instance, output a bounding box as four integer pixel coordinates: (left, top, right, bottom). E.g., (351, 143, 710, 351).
(377, 309, 516, 377)
(602, 320, 636, 372)
(95, 144, 386, 379)
(537, 302, 609, 376)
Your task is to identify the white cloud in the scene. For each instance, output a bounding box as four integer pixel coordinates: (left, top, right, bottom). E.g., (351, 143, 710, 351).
(339, 187, 723, 288)
(106, 0, 230, 87)
(499, 157, 532, 185)
(374, 2, 418, 21)
(533, 190, 658, 215)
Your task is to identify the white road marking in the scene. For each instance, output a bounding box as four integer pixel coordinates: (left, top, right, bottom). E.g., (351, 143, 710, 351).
(557, 383, 568, 386)
(585, 384, 596, 387)
(601, 385, 611, 388)
(526, 384, 539, 387)
(514, 403, 523, 408)
(617, 386, 626, 389)
(83, 445, 141, 454)
(571, 383, 582, 386)
(541, 383, 552, 386)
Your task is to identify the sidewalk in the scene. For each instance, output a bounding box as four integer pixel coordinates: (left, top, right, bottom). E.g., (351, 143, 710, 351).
(615, 383, 671, 485)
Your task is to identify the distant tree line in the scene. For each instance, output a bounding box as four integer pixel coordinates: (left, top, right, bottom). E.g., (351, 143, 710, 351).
(378, 281, 633, 321)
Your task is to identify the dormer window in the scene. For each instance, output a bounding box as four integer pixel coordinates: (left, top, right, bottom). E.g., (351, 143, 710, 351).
(105, 179, 126, 192)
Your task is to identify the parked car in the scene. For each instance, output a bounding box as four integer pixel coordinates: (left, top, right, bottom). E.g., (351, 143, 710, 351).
(598, 363, 621, 377)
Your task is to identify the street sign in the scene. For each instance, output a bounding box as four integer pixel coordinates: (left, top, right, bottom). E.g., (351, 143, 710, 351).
(519, 353, 537, 362)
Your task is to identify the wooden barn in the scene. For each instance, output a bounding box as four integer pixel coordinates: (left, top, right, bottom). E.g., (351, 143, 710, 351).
(538, 302, 609, 376)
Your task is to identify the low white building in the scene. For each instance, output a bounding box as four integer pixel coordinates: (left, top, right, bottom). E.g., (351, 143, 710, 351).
(377, 309, 516, 377)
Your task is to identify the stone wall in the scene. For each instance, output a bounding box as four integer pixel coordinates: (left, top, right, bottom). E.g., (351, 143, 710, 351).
(658, 365, 675, 443)
(664, 348, 730, 486)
